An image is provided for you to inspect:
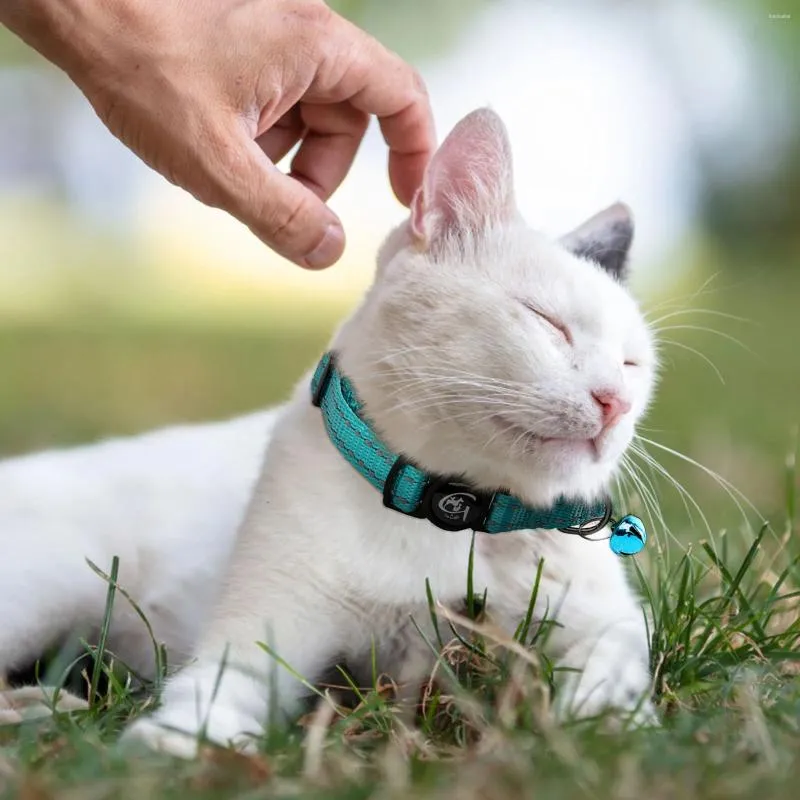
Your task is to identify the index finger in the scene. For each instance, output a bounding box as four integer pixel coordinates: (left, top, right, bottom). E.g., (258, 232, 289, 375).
(316, 19, 437, 206)
(379, 87, 437, 208)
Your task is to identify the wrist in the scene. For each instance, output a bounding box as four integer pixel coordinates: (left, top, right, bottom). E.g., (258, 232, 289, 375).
(1, 0, 118, 82)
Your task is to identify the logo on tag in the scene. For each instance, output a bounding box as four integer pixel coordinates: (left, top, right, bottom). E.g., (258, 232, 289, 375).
(436, 491, 478, 523)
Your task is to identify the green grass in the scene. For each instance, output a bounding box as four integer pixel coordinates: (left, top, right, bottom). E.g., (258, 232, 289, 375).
(1, 516, 799, 799)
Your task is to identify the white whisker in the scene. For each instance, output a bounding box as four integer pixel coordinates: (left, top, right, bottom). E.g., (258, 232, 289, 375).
(647, 307, 750, 328)
(634, 435, 765, 529)
(653, 324, 753, 355)
(656, 338, 725, 384)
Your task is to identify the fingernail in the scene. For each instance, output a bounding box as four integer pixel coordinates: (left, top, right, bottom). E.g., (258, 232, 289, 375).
(303, 223, 345, 269)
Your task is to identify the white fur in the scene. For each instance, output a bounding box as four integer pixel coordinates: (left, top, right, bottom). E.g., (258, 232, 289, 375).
(119, 109, 659, 755)
(0, 109, 658, 754)
(0, 411, 274, 677)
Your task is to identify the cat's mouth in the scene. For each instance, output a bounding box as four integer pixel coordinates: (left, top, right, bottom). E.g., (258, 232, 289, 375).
(490, 415, 599, 460)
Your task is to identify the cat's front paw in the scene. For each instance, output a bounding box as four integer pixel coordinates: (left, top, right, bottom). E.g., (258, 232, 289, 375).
(121, 717, 201, 759)
(121, 705, 263, 758)
(554, 654, 657, 729)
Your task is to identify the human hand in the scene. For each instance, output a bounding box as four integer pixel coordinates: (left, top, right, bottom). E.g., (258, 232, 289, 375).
(1, 0, 436, 269)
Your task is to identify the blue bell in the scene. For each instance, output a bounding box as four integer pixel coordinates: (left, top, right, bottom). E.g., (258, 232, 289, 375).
(609, 514, 647, 556)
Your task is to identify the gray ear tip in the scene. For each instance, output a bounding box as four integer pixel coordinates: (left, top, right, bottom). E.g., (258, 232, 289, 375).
(609, 200, 633, 217)
(560, 201, 636, 282)
(606, 202, 635, 233)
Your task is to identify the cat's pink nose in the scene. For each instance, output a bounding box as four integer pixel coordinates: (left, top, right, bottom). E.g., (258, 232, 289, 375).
(592, 390, 632, 430)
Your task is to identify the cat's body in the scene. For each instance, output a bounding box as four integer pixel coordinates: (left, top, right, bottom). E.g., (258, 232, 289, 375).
(0, 411, 274, 678)
(0, 109, 659, 756)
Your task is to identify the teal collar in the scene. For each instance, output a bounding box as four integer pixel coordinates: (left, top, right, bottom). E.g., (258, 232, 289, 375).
(310, 352, 637, 544)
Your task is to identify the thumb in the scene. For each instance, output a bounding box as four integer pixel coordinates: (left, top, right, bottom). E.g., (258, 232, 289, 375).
(207, 130, 346, 270)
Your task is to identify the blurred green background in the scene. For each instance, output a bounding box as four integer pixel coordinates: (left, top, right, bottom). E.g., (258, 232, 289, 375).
(1, 0, 799, 541)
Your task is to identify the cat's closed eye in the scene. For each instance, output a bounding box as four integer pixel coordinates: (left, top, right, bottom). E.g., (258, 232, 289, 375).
(519, 300, 572, 344)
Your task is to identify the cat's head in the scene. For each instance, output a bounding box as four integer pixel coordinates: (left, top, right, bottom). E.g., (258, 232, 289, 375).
(335, 108, 657, 506)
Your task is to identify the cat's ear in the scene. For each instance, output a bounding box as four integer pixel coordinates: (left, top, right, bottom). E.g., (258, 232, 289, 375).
(559, 203, 635, 282)
(410, 108, 515, 250)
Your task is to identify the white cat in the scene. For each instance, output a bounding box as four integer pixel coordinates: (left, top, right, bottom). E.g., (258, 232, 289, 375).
(0, 108, 657, 751)
(105, 108, 658, 756)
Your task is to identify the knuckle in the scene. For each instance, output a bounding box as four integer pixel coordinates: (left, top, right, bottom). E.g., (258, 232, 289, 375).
(409, 67, 428, 99)
(287, 0, 335, 44)
(303, 0, 335, 27)
(345, 106, 370, 136)
(278, 0, 339, 82)
(263, 193, 315, 249)
(354, 110, 370, 136)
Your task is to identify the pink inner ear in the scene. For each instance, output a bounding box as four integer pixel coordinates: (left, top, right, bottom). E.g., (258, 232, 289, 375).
(410, 109, 515, 246)
(410, 186, 427, 240)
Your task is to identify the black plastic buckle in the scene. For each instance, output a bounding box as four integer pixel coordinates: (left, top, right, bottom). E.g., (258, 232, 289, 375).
(383, 457, 494, 533)
(311, 355, 335, 408)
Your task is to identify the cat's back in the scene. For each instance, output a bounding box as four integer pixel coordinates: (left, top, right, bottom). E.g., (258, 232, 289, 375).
(0, 409, 281, 608)
(0, 409, 280, 675)
(0, 410, 276, 549)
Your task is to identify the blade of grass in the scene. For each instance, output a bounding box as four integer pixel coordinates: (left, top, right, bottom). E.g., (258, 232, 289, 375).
(88, 556, 119, 709)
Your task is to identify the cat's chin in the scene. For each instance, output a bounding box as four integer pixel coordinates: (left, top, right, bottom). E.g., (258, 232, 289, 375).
(470, 417, 629, 505)
(489, 415, 600, 462)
